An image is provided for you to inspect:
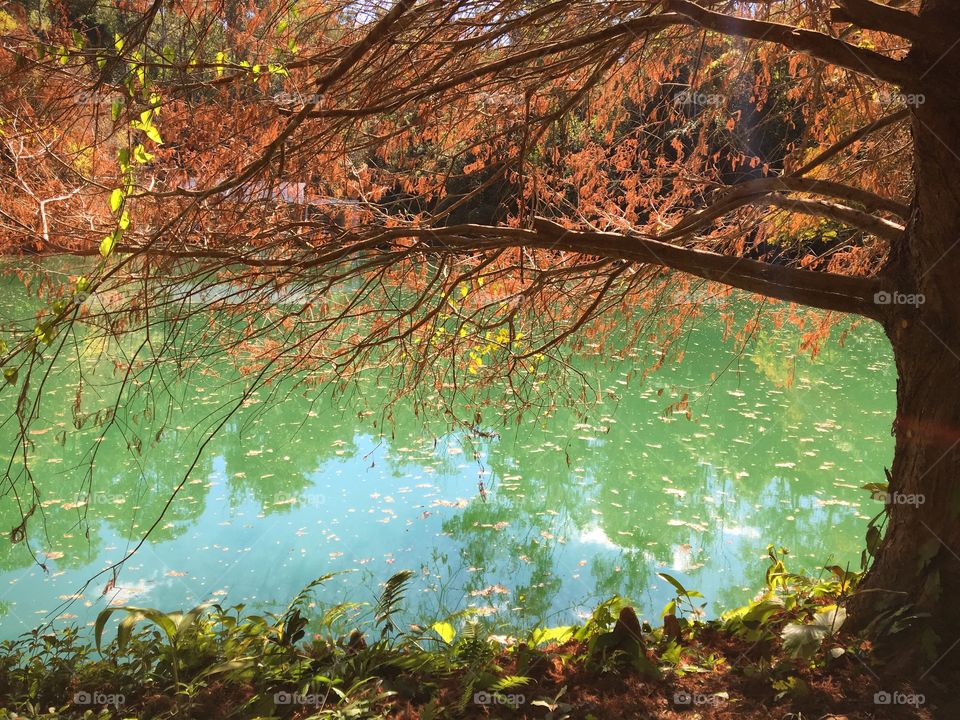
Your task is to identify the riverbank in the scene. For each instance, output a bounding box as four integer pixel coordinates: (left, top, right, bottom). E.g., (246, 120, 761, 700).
(0, 558, 947, 719)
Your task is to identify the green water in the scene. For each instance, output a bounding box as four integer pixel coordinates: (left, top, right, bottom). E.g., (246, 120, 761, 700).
(0, 264, 896, 636)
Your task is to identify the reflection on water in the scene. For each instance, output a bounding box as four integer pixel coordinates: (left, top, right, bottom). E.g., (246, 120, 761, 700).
(0, 266, 895, 637)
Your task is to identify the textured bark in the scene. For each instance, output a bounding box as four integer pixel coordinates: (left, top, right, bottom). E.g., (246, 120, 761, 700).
(849, 0, 960, 672)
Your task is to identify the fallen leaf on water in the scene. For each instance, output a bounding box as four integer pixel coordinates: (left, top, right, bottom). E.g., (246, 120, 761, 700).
(470, 584, 510, 598)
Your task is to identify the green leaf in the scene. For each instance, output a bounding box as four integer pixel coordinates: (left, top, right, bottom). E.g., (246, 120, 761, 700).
(95, 607, 120, 652)
(111, 98, 123, 122)
(657, 572, 689, 597)
(865, 525, 882, 557)
(99, 231, 118, 257)
(34, 322, 55, 344)
(117, 611, 146, 651)
(110, 188, 124, 213)
(196, 657, 256, 679)
(118, 210, 130, 230)
(2, 368, 17, 386)
(781, 606, 846, 660)
(175, 603, 210, 641)
(529, 625, 574, 646)
(491, 676, 532, 692)
(133, 144, 154, 164)
(132, 121, 163, 145)
(431, 621, 455, 644)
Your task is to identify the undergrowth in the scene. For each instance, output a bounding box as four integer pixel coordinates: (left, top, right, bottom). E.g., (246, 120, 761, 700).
(0, 548, 901, 719)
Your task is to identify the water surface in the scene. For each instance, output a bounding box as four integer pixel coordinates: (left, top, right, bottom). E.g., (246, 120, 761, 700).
(0, 265, 896, 636)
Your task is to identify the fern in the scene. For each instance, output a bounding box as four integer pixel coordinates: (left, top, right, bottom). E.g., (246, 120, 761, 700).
(375, 570, 414, 636)
(283, 572, 338, 618)
(491, 675, 531, 692)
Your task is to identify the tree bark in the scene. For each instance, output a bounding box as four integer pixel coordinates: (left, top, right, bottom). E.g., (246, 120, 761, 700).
(849, 1, 960, 673)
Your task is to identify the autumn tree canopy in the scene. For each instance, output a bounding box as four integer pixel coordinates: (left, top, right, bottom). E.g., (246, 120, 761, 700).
(2, 0, 959, 671)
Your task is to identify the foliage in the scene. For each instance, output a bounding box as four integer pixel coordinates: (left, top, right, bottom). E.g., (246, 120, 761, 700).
(0, 551, 881, 719)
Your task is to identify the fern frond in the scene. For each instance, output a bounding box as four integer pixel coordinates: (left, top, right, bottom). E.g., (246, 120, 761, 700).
(375, 570, 415, 636)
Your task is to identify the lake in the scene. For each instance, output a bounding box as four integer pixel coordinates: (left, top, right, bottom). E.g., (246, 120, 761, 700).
(0, 262, 895, 637)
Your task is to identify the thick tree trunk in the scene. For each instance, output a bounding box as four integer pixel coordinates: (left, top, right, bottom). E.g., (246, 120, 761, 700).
(850, 7, 960, 673)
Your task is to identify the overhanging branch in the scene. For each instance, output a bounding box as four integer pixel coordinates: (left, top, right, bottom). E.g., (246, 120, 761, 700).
(363, 221, 884, 320)
(665, 0, 912, 86)
(830, 1, 929, 44)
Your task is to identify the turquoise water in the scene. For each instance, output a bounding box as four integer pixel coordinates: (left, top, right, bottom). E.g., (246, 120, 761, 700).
(0, 264, 896, 636)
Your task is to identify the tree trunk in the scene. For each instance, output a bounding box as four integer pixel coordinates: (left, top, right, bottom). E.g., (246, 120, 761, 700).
(850, 8, 960, 672)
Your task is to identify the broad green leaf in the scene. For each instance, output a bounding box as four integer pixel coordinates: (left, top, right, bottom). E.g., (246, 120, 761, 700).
(95, 607, 121, 651)
(529, 625, 574, 646)
(117, 611, 146, 651)
(175, 604, 210, 641)
(133, 144, 154, 164)
(110, 188, 123, 213)
(431, 621, 455, 644)
(99, 232, 117, 257)
(781, 606, 846, 659)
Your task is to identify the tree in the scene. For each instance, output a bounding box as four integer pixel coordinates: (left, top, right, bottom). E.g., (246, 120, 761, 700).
(0, 0, 957, 672)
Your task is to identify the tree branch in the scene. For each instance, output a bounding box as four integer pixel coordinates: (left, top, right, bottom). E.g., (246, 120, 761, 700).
(665, 0, 913, 86)
(652, 176, 905, 243)
(725, 177, 908, 218)
(359, 221, 884, 319)
(830, 1, 929, 44)
(792, 108, 910, 176)
(764, 195, 904, 242)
